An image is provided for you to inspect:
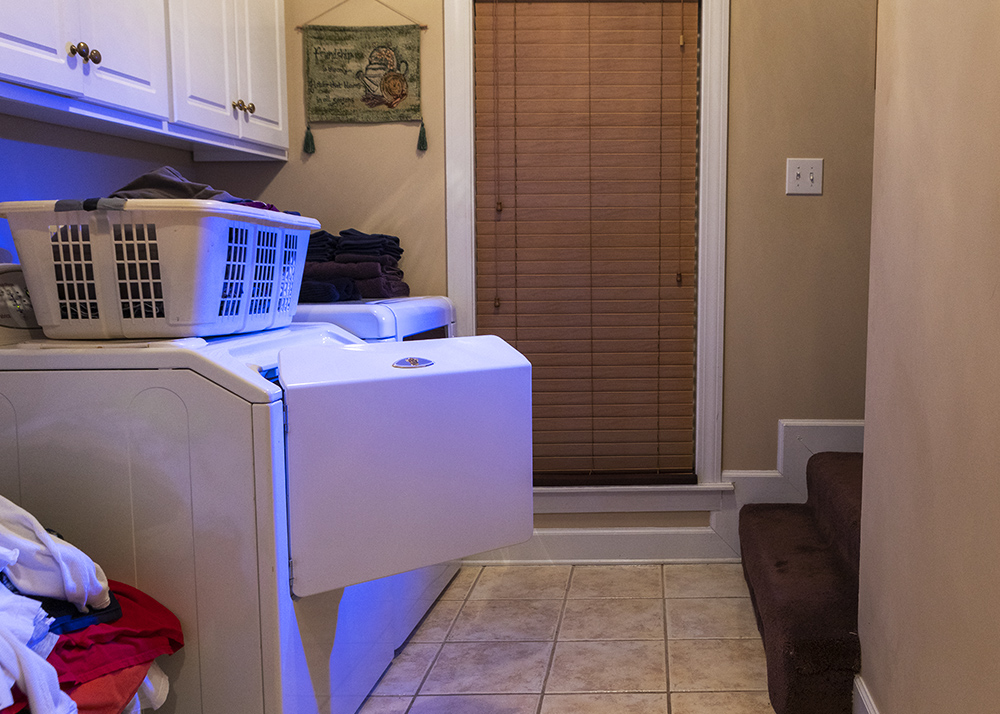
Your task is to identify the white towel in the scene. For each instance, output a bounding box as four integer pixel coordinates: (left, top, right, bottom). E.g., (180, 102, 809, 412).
(0, 495, 109, 611)
(0, 583, 58, 658)
(136, 660, 170, 710)
(0, 587, 75, 714)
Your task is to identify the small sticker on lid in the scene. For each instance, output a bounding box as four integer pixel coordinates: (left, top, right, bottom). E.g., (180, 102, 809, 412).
(392, 356, 434, 369)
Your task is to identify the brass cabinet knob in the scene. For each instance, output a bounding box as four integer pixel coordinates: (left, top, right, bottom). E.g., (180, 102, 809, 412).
(246, 102, 255, 114)
(69, 42, 101, 64)
(232, 99, 247, 112)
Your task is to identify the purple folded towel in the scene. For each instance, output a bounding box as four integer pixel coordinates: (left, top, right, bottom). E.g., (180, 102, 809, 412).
(356, 276, 410, 298)
(304, 261, 382, 281)
(334, 253, 399, 268)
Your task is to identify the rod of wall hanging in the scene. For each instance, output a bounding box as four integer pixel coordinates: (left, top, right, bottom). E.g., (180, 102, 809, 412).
(296, 0, 427, 30)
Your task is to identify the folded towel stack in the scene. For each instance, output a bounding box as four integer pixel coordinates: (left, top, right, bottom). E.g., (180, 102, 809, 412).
(299, 228, 410, 302)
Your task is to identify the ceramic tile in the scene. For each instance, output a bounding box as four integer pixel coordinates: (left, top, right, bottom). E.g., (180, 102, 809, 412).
(469, 565, 572, 600)
(540, 692, 669, 713)
(568, 565, 664, 599)
(440, 566, 482, 600)
(409, 599, 463, 643)
(668, 639, 768, 692)
(558, 598, 664, 641)
(357, 565, 777, 713)
(663, 564, 750, 598)
(421, 641, 553, 694)
(448, 599, 563, 641)
(409, 694, 541, 713)
(357, 695, 412, 713)
(670, 691, 775, 714)
(545, 640, 667, 693)
(665, 598, 760, 639)
(370, 643, 440, 696)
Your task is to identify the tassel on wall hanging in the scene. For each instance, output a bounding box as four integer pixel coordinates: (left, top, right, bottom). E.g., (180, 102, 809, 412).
(297, 0, 426, 154)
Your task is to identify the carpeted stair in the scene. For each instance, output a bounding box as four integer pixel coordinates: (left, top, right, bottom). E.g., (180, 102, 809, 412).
(739, 451, 863, 714)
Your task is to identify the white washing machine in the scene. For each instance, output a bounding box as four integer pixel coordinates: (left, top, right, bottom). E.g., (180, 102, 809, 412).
(293, 296, 456, 342)
(0, 323, 533, 714)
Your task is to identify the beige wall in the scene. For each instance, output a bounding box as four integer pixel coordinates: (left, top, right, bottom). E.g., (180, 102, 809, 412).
(723, 0, 876, 470)
(859, 1, 1000, 711)
(201, 0, 449, 298)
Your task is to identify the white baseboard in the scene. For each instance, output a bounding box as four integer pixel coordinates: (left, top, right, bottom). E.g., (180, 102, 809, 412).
(777, 419, 864, 499)
(532, 483, 732, 514)
(854, 675, 880, 714)
(464, 419, 863, 565)
(725, 419, 865, 506)
(464, 526, 740, 565)
(467, 483, 740, 564)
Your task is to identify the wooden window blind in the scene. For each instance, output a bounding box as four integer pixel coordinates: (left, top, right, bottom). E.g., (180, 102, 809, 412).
(474, 0, 699, 486)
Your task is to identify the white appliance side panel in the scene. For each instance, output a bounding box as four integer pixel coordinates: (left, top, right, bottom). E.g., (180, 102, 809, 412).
(0, 393, 20, 501)
(389, 562, 460, 650)
(125, 385, 201, 714)
(0, 368, 266, 714)
(281, 336, 533, 598)
(253, 400, 292, 714)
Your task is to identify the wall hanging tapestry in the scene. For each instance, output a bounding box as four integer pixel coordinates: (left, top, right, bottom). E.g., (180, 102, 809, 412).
(302, 24, 422, 124)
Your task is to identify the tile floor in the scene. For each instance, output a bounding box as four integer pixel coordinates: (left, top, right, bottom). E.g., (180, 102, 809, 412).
(358, 564, 776, 714)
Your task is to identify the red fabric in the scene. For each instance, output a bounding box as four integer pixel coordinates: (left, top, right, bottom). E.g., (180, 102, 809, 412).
(68, 663, 149, 714)
(2, 581, 183, 712)
(2, 665, 150, 714)
(48, 581, 183, 687)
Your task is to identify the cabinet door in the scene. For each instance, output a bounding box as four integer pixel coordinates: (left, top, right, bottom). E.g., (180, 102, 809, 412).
(78, 0, 170, 119)
(0, 0, 168, 118)
(235, 0, 288, 148)
(0, 0, 82, 96)
(170, 0, 288, 149)
(169, 0, 241, 136)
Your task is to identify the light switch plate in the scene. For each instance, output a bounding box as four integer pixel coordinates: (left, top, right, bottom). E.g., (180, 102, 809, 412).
(786, 158, 823, 195)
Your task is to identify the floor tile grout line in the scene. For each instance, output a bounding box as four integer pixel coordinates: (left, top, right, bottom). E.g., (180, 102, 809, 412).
(661, 564, 673, 714)
(533, 564, 573, 713)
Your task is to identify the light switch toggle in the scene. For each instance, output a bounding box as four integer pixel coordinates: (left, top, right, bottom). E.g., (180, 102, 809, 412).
(786, 158, 823, 195)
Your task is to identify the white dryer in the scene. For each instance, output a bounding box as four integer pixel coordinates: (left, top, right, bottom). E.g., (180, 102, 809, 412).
(293, 296, 455, 342)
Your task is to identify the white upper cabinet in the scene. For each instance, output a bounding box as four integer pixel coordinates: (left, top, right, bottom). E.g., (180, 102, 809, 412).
(0, 1, 81, 95)
(0, 0, 170, 119)
(81, 0, 171, 119)
(0, 0, 289, 159)
(239, 0, 288, 147)
(170, 0, 288, 149)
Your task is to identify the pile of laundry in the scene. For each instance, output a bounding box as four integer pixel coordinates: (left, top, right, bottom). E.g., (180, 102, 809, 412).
(105, 165, 281, 213)
(299, 228, 410, 302)
(1, 496, 182, 714)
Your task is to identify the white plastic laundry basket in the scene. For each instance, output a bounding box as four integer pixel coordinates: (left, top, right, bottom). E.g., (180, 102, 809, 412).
(0, 199, 319, 339)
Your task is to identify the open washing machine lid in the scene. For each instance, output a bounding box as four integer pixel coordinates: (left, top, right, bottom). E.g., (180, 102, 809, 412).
(279, 334, 533, 596)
